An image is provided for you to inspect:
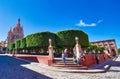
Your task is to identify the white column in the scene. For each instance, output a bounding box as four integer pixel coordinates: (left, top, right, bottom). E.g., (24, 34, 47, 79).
(75, 37, 82, 60)
(48, 38, 54, 60)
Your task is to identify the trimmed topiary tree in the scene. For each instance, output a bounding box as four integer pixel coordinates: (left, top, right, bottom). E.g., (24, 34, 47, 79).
(25, 31, 60, 54)
(15, 39, 21, 53)
(15, 39, 21, 50)
(26, 31, 59, 48)
(56, 30, 89, 48)
(8, 43, 15, 53)
(20, 38, 26, 49)
(8, 30, 89, 55)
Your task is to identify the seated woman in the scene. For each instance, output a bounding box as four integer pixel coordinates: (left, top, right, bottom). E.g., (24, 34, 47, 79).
(76, 53, 85, 65)
(77, 57, 82, 65)
(73, 55, 77, 64)
(79, 52, 86, 62)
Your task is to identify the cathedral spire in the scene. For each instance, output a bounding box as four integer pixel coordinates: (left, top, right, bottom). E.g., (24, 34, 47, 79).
(9, 26, 12, 32)
(18, 18, 20, 24)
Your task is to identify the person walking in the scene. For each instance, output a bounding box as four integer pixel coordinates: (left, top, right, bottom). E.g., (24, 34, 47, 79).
(95, 52, 99, 64)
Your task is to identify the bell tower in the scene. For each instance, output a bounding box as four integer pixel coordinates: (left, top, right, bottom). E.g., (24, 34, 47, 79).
(7, 18, 24, 44)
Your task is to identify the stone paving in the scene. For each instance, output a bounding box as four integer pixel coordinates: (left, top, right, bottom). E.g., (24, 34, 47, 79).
(0, 54, 120, 79)
(21, 55, 120, 79)
(0, 55, 52, 79)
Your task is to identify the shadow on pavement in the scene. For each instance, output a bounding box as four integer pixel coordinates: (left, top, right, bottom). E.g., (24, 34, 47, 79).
(108, 69, 120, 72)
(0, 55, 52, 79)
(88, 59, 113, 69)
(111, 61, 120, 66)
(108, 60, 120, 72)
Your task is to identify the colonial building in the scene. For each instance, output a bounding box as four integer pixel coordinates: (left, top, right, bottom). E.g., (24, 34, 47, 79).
(7, 18, 24, 44)
(0, 41, 4, 52)
(0, 40, 7, 53)
(91, 39, 118, 56)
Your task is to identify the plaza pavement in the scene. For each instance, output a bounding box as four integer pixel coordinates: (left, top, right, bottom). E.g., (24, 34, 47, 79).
(0, 54, 120, 79)
(0, 54, 52, 79)
(18, 55, 120, 79)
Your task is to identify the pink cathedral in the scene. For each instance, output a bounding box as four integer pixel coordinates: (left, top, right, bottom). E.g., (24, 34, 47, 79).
(7, 18, 24, 44)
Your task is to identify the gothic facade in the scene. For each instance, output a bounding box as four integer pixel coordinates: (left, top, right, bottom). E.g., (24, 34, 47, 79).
(7, 18, 24, 44)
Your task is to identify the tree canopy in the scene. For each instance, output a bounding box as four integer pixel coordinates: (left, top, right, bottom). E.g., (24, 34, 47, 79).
(56, 30, 89, 48)
(118, 48, 120, 54)
(26, 31, 59, 48)
(8, 30, 90, 53)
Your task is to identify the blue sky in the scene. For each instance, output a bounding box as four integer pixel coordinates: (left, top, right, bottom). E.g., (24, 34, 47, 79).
(0, 0, 120, 48)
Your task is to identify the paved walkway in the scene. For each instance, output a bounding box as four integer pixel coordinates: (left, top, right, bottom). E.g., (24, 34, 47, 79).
(0, 55, 52, 79)
(0, 54, 120, 79)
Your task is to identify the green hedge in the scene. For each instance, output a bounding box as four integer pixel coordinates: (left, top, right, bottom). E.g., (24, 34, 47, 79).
(118, 48, 120, 54)
(15, 39, 21, 49)
(26, 31, 59, 48)
(8, 30, 89, 52)
(56, 30, 89, 48)
(8, 43, 15, 51)
(87, 44, 105, 52)
(20, 38, 26, 49)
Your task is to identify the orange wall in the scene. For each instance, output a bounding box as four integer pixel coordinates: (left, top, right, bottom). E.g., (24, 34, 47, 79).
(82, 54, 109, 67)
(15, 54, 49, 65)
(14, 54, 109, 67)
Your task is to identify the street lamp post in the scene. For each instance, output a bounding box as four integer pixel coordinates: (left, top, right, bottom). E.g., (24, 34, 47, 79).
(48, 38, 54, 66)
(75, 37, 79, 44)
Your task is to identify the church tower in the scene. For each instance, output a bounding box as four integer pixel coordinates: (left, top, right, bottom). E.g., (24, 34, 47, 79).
(7, 27, 14, 44)
(7, 18, 24, 44)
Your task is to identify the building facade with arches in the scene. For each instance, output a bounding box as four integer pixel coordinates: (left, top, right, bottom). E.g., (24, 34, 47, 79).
(91, 39, 118, 56)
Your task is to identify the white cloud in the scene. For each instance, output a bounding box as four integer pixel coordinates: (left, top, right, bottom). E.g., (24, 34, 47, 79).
(97, 20, 103, 23)
(76, 19, 103, 27)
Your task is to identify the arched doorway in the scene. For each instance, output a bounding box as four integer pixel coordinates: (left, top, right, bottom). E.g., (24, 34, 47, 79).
(111, 49, 116, 57)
